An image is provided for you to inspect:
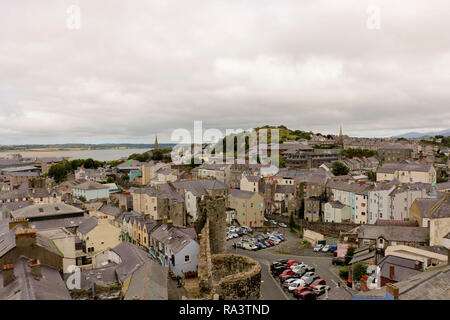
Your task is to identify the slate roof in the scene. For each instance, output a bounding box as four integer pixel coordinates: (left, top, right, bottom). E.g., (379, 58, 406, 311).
(229, 188, 258, 199)
(112, 241, 152, 283)
(358, 265, 450, 300)
(349, 250, 375, 264)
(358, 225, 429, 242)
(77, 217, 98, 235)
(413, 197, 441, 218)
(151, 224, 198, 254)
(74, 181, 109, 190)
(10, 203, 85, 219)
(124, 260, 168, 300)
(1, 200, 33, 212)
(275, 184, 295, 194)
(428, 194, 450, 219)
(98, 204, 122, 218)
(378, 255, 422, 282)
(28, 215, 88, 230)
(377, 163, 432, 174)
(0, 257, 71, 300)
(0, 190, 30, 201)
(171, 179, 227, 197)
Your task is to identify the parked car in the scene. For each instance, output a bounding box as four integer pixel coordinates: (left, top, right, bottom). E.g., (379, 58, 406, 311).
(312, 285, 330, 295)
(301, 276, 319, 286)
(332, 257, 345, 265)
(309, 279, 327, 288)
(288, 279, 305, 292)
(232, 242, 243, 249)
(278, 222, 288, 228)
(292, 286, 313, 297)
(264, 217, 268, 222)
(270, 220, 278, 225)
(313, 244, 324, 252)
(297, 291, 317, 301)
(267, 240, 275, 246)
(322, 245, 330, 252)
(243, 243, 258, 251)
(287, 260, 301, 267)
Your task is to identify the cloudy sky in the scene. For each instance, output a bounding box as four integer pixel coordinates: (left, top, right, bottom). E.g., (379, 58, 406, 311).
(1, 0, 450, 144)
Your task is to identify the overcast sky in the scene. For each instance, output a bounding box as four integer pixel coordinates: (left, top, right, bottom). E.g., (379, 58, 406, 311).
(1, 0, 450, 144)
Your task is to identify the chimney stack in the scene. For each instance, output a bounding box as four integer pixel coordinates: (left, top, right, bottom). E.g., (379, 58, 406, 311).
(389, 265, 395, 279)
(9, 217, 29, 230)
(167, 219, 173, 229)
(30, 259, 42, 278)
(2, 264, 15, 287)
(15, 228, 37, 248)
(386, 283, 399, 300)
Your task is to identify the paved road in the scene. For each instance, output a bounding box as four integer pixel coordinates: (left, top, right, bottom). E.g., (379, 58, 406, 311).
(226, 229, 345, 300)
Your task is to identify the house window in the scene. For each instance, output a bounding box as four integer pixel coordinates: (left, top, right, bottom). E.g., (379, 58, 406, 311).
(185, 255, 190, 262)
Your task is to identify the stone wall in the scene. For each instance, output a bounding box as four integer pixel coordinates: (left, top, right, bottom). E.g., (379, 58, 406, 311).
(211, 254, 261, 300)
(197, 204, 262, 300)
(266, 213, 359, 238)
(197, 220, 213, 296)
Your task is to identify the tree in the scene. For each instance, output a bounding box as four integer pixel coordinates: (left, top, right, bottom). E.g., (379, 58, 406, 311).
(78, 195, 87, 202)
(289, 212, 296, 230)
(151, 149, 163, 161)
(344, 247, 355, 265)
(339, 266, 349, 279)
(367, 170, 377, 182)
(332, 162, 350, 176)
(48, 163, 68, 183)
(84, 158, 95, 169)
(353, 262, 368, 281)
(279, 155, 286, 168)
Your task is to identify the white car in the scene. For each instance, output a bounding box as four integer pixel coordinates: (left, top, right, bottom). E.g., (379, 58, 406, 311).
(270, 220, 277, 225)
(288, 279, 305, 292)
(264, 217, 268, 222)
(313, 244, 324, 252)
(312, 285, 330, 295)
(322, 245, 330, 252)
(278, 222, 288, 228)
(243, 243, 258, 251)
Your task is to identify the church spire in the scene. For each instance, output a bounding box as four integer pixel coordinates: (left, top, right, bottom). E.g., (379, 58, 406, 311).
(154, 135, 159, 150)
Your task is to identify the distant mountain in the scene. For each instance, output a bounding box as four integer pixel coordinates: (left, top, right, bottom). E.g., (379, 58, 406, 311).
(394, 129, 450, 139)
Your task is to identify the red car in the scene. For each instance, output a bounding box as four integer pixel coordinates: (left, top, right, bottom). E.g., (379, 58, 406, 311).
(292, 286, 312, 297)
(309, 279, 326, 288)
(279, 270, 295, 281)
(267, 240, 275, 246)
(297, 291, 316, 301)
(287, 260, 301, 267)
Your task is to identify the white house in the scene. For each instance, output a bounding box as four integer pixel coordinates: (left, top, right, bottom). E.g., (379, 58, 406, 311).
(150, 224, 200, 276)
(72, 181, 110, 201)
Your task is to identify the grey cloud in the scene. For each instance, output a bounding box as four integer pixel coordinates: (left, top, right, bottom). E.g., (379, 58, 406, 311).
(0, 0, 449, 144)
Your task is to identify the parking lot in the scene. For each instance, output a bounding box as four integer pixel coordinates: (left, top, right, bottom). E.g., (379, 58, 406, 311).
(226, 224, 347, 300)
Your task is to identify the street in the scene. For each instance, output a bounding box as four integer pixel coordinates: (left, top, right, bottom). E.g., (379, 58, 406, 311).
(226, 228, 346, 300)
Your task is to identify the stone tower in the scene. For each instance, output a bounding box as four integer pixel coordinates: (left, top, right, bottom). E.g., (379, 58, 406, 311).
(154, 135, 159, 150)
(338, 125, 344, 149)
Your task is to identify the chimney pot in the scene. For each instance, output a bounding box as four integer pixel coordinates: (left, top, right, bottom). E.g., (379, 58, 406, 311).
(30, 259, 42, 278)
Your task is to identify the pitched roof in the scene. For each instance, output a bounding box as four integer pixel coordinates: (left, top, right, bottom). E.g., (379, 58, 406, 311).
(358, 225, 429, 242)
(228, 188, 259, 199)
(74, 181, 109, 190)
(77, 217, 98, 235)
(112, 241, 152, 283)
(378, 255, 422, 282)
(10, 203, 85, 220)
(98, 204, 122, 217)
(151, 224, 198, 254)
(0, 257, 71, 300)
(428, 194, 450, 219)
